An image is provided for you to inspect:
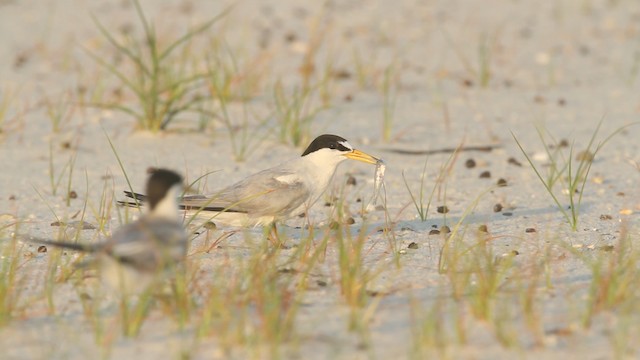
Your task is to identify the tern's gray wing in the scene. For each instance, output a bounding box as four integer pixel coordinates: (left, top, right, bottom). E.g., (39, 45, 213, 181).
(181, 167, 310, 218)
(105, 217, 187, 273)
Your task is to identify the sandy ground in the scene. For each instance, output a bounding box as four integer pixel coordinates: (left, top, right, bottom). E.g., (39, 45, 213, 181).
(1, 0, 640, 359)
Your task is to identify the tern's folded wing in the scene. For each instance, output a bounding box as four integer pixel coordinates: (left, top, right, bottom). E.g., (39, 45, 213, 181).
(180, 168, 310, 218)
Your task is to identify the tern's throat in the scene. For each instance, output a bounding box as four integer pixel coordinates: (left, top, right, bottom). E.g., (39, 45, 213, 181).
(149, 185, 182, 221)
(299, 148, 346, 199)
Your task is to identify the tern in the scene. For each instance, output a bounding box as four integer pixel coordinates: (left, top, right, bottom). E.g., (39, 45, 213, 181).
(120, 134, 381, 229)
(27, 169, 187, 294)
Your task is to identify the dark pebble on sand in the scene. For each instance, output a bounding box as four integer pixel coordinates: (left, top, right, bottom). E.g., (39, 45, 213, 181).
(465, 159, 476, 169)
(558, 139, 569, 147)
(599, 214, 612, 220)
(493, 203, 503, 212)
(507, 157, 522, 166)
(598, 245, 614, 252)
(496, 178, 508, 187)
(68, 190, 77, 199)
(440, 225, 451, 233)
(479, 171, 491, 178)
(478, 225, 488, 233)
(345, 217, 355, 225)
(429, 229, 440, 235)
(511, 250, 520, 256)
(346, 175, 357, 186)
(525, 228, 536, 233)
(9, 195, 16, 200)
(575, 151, 594, 162)
(37, 246, 47, 253)
(437, 205, 449, 214)
(317, 280, 328, 287)
(204, 221, 217, 230)
(408, 242, 419, 249)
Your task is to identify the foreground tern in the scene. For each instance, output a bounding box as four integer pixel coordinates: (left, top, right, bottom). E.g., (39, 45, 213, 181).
(121, 134, 381, 228)
(28, 169, 187, 294)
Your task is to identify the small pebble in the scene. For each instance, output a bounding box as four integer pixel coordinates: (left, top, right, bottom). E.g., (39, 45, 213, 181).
(599, 214, 612, 220)
(408, 242, 419, 249)
(503, 212, 513, 216)
(429, 229, 440, 235)
(440, 225, 451, 233)
(437, 205, 449, 214)
(493, 203, 503, 212)
(346, 175, 357, 186)
(575, 151, 594, 162)
(617, 192, 625, 197)
(479, 171, 491, 178)
(9, 195, 16, 200)
(462, 79, 474, 87)
(68, 190, 78, 199)
(317, 280, 328, 287)
(507, 157, 522, 166)
(557, 98, 566, 106)
(203, 221, 217, 230)
(37, 245, 47, 253)
(465, 159, 476, 169)
(558, 139, 569, 147)
(525, 228, 536, 233)
(511, 250, 520, 256)
(496, 178, 508, 187)
(478, 224, 488, 233)
(345, 217, 355, 225)
(598, 245, 614, 252)
(533, 95, 545, 103)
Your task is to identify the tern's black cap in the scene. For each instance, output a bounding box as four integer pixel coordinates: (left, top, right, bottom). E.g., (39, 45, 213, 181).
(301, 134, 353, 156)
(146, 169, 183, 210)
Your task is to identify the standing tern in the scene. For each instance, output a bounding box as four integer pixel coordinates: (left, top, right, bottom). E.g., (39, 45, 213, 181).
(121, 134, 381, 228)
(27, 169, 187, 294)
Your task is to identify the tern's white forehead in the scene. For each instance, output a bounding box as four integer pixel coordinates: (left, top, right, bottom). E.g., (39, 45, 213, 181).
(338, 140, 353, 151)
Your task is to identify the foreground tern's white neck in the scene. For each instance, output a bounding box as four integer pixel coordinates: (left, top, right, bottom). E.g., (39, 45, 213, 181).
(149, 184, 182, 221)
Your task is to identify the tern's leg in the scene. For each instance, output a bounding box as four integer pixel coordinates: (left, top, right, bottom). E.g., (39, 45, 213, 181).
(267, 223, 289, 249)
